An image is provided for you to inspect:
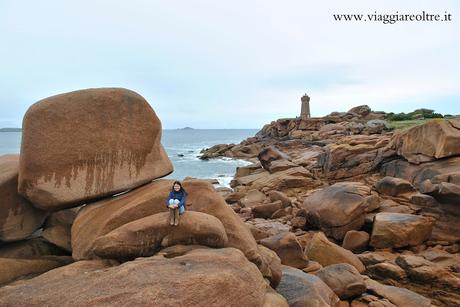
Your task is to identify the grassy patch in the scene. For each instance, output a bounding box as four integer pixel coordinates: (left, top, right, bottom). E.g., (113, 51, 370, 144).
(387, 119, 432, 130)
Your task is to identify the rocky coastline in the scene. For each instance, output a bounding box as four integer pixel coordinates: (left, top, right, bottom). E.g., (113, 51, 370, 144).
(202, 105, 460, 306)
(1, 89, 459, 306)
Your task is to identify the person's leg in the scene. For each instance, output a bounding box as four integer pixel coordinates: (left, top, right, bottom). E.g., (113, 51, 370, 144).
(179, 205, 185, 215)
(174, 208, 180, 226)
(169, 208, 175, 225)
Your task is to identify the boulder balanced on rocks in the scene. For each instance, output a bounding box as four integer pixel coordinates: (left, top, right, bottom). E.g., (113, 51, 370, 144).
(302, 182, 374, 240)
(18, 88, 173, 210)
(1, 155, 47, 241)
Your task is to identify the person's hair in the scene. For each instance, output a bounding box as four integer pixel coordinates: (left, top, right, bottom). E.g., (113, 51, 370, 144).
(171, 180, 188, 195)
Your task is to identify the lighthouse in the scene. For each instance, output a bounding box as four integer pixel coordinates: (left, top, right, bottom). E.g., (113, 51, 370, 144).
(301, 94, 311, 119)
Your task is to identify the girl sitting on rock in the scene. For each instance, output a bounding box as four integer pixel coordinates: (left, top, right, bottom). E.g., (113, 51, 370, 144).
(165, 181, 188, 226)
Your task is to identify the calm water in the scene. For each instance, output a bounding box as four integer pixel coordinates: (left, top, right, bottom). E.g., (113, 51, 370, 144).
(0, 129, 257, 187)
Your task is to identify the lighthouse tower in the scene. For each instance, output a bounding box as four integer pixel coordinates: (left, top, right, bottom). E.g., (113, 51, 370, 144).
(301, 94, 311, 119)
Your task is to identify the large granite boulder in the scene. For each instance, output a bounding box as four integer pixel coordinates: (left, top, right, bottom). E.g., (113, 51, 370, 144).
(370, 213, 434, 249)
(375, 176, 415, 196)
(71, 179, 280, 286)
(93, 211, 228, 259)
(302, 182, 374, 240)
(320, 134, 392, 179)
(316, 263, 366, 300)
(276, 265, 340, 307)
(390, 117, 460, 163)
(252, 201, 283, 219)
(0, 248, 272, 307)
(305, 232, 365, 273)
(419, 172, 460, 203)
(259, 232, 309, 269)
(257, 146, 291, 172)
(342, 230, 370, 253)
(18, 88, 173, 210)
(0, 155, 47, 241)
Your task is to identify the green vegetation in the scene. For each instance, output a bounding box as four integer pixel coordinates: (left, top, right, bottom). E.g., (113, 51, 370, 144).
(385, 108, 444, 122)
(385, 108, 455, 130)
(387, 119, 431, 129)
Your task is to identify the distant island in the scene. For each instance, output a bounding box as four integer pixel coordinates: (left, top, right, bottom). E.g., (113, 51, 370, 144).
(177, 127, 194, 130)
(0, 128, 21, 132)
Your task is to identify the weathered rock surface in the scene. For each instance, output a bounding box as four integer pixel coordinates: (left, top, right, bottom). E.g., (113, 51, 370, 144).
(253, 201, 284, 219)
(93, 211, 228, 259)
(72, 179, 279, 285)
(276, 265, 340, 307)
(0, 256, 73, 285)
(0, 248, 272, 307)
(232, 165, 319, 191)
(375, 176, 414, 196)
(239, 189, 267, 208)
(258, 146, 291, 172)
(320, 135, 391, 179)
(268, 190, 291, 207)
(302, 182, 373, 240)
(365, 277, 431, 307)
(0, 238, 67, 258)
(342, 230, 370, 253)
(390, 117, 460, 163)
(18, 88, 173, 210)
(0, 155, 47, 241)
(316, 263, 366, 299)
(305, 232, 365, 273)
(41, 208, 77, 252)
(260, 232, 308, 269)
(370, 213, 434, 249)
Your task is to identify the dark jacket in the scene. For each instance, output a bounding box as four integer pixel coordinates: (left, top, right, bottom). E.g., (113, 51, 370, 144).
(165, 190, 187, 209)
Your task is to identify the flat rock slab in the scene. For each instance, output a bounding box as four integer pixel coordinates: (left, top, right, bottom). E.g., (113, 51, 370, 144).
(18, 88, 173, 210)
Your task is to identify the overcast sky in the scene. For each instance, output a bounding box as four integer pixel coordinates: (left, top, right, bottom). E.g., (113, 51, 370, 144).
(0, 1, 459, 129)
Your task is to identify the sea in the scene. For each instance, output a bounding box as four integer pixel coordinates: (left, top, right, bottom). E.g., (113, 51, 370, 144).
(0, 129, 258, 187)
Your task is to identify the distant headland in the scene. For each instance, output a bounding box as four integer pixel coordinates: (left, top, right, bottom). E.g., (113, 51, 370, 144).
(177, 127, 194, 130)
(0, 128, 21, 132)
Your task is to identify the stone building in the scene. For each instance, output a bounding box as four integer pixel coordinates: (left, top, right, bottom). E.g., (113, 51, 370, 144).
(301, 94, 310, 119)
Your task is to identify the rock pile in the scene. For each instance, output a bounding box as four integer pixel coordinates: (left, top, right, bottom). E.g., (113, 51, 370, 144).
(204, 106, 460, 306)
(2, 91, 459, 306)
(0, 88, 285, 306)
